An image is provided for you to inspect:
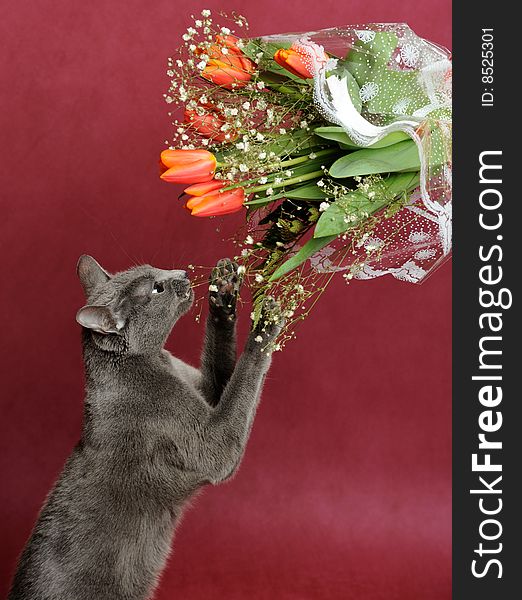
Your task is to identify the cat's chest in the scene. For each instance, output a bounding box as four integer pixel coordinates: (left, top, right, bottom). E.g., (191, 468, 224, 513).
(112, 356, 196, 402)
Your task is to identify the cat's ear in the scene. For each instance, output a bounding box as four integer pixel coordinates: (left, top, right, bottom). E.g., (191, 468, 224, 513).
(77, 255, 111, 296)
(76, 305, 125, 335)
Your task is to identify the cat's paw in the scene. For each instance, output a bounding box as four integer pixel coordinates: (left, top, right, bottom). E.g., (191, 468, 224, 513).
(249, 297, 285, 353)
(209, 258, 242, 322)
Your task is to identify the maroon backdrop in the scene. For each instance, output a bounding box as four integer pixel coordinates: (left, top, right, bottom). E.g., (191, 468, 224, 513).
(0, 1, 451, 598)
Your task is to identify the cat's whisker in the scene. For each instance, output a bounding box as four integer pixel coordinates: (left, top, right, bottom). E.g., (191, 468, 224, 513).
(190, 281, 212, 290)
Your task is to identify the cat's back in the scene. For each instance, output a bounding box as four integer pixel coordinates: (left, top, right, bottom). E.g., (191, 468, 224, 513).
(8, 359, 194, 600)
(9, 445, 178, 600)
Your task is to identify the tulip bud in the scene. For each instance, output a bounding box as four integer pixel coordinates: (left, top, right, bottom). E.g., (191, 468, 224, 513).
(184, 105, 235, 142)
(159, 149, 217, 184)
(189, 187, 245, 217)
(199, 36, 255, 89)
(184, 180, 226, 196)
(274, 43, 328, 79)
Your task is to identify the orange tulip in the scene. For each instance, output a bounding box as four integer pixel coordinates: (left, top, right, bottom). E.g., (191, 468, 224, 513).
(185, 195, 206, 210)
(209, 35, 254, 71)
(187, 187, 245, 217)
(200, 35, 255, 89)
(184, 180, 226, 197)
(184, 180, 228, 211)
(274, 43, 328, 79)
(159, 149, 216, 184)
(214, 34, 243, 52)
(184, 105, 234, 143)
(202, 60, 252, 89)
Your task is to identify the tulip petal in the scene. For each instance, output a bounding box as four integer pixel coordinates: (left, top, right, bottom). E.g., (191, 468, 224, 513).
(184, 180, 226, 196)
(160, 162, 215, 184)
(274, 44, 328, 79)
(206, 36, 256, 74)
(184, 109, 229, 142)
(159, 149, 217, 184)
(215, 34, 240, 50)
(190, 188, 245, 217)
(192, 202, 244, 217)
(286, 54, 314, 79)
(185, 196, 206, 210)
(202, 59, 253, 89)
(160, 148, 216, 168)
(274, 48, 310, 79)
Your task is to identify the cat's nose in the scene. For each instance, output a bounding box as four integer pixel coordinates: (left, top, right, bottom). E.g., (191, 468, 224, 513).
(168, 269, 191, 297)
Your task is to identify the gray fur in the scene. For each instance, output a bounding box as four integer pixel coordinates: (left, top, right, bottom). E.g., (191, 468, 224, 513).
(9, 255, 281, 600)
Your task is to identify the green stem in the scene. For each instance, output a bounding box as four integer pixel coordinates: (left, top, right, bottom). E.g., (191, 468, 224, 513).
(246, 170, 324, 194)
(278, 148, 337, 168)
(219, 155, 335, 193)
(268, 84, 301, 95)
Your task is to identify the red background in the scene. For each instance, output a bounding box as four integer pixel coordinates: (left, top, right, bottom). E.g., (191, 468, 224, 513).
(0, 1, 451, 598)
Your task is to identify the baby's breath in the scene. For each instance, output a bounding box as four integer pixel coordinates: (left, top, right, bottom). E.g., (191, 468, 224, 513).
(162, 12, 425, 349)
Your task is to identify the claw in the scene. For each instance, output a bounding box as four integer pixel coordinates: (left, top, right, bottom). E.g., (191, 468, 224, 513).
(209, 258, 242, 319)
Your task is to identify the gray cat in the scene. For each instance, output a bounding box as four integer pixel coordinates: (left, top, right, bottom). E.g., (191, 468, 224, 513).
(9, 255, 282, 600)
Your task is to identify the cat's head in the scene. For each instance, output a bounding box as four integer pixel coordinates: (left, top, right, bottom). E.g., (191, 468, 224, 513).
(76, 255, 193, 354)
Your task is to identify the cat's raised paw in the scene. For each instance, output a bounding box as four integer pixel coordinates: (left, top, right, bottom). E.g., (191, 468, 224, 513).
(250, 297, 285, 352)
(209, 258, 242, 321)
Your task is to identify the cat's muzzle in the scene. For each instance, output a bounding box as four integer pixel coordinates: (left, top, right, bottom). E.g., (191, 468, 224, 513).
(171, 272, 192, 300)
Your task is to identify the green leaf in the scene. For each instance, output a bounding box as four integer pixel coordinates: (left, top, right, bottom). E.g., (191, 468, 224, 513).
(243, 39, 291, 62)
(244, 195, 283, 207)
(245, 172, 333, 208)
(287, 159, 330, 176)
(366, 69, 429, 115)
(345, 70, 362, 113)
(329, 140, 420, 178)
(313, 191, 376, 238)
(256, 70, 289, 85)
(342, 31, 430, 116)
(314, 127, 359, 148)
(366, 131, 411, 148)
(284, 183, 330, 200)
(315, 127, 410, 149)
(384, 171, 420, 195)
(314, 172, 420, 238)
(344, 31, 399, 86)
(267, 169, 421, 280)
(242, 39, 263, 62)
(268, 235, 337, 281)
(263, 130, 324, 157)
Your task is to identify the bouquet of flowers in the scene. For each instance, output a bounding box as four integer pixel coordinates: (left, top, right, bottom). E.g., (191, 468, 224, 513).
(159, 11, 452, 348)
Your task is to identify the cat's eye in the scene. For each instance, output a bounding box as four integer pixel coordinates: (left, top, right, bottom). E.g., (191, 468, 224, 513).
(152, 281, 165, 294)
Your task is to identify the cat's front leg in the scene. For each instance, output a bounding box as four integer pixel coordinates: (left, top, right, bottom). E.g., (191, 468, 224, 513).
(199, 258, 242, 407)
(203, 299, 284, 483)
